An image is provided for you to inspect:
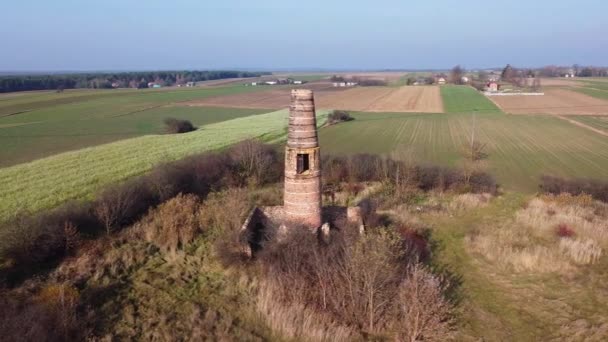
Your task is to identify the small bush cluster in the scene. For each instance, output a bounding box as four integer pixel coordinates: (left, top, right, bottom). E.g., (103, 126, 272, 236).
(163, 118, 196, 134)
(326, 110, 354, 125)
(555, 223, 575, 238)
(540, 175, 608, 203)
(0, 140, 280, 283)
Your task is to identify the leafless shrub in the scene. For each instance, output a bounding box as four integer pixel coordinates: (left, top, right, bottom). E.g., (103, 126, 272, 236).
(540, 175, 608, 203)
(322, 154, 497, 195)
(0, 284, 82, 341)
(394, 264, 456, 342)
(94, 182, 143, 235)
(142, 194, 202, 255)
(204, 189, 252, 265)
(0, 202, 93, 275)
(228, 139, 282, 186)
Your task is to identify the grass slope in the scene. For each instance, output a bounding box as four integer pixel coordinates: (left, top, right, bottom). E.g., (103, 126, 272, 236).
(0, 86, 273, 166)
(0, 109, 328, 222)
(440, 85, 501, 113)
(319, 112, 608, 192)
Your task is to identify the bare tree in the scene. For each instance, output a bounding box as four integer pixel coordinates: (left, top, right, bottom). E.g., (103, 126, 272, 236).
(396, 265, 455, 341)
(229, 139, 276, 185)
(532, 77, 542, 92)
(449, 65, 465, 85)
(94, 185, 138, 235)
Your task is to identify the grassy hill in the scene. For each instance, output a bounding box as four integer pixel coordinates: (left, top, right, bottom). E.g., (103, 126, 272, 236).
(0, 109, 328, 222)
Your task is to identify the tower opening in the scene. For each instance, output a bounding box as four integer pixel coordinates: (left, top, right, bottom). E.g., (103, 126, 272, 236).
(297, 153, 310, 174)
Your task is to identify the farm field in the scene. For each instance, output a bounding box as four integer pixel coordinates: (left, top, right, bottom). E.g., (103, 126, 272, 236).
(440, 85, 501, 113)
(489, 88, 608, 115)
(0, 86, 272, 166)
(0, 109, 329, 222)
(319, 112, 608, 192)
(568, 115, 608, 134)
(187, 84, 444, 113)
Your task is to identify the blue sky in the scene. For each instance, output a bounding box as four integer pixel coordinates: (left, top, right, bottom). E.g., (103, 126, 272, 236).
(2, 0, 607, 71)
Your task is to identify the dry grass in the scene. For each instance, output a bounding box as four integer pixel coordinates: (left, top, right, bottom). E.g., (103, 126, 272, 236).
(256, 279, 359, 342)
(466, 194, 607, 273)
(448, 193, 492, 212)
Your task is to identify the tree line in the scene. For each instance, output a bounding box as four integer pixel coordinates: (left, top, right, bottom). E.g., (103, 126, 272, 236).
(0, 70, 271, 93)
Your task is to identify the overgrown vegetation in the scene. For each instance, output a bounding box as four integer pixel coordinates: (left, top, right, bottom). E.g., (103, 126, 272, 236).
(0, 140, 282, 285)
(254, 228, 455, 341)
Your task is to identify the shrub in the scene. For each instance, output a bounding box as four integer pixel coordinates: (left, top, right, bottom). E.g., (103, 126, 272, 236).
(0, 202, 95, 276)
(394, 264, 455, 341)
(143, 194, 201, 255)
(94, 179, 157, 235)
(163, 118, 196, 134)
(228, 139, 282, 185)
(0, 285, 82, 341)
(555, 223, 576, 238)
(327, 110, 354, 125)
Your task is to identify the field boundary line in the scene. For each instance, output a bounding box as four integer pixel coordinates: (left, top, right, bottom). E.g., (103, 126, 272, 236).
(556, 115, 608, 138)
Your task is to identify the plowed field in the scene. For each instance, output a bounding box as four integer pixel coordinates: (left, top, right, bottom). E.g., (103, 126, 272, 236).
(489, 89, 608, 115)
(184, 85, 444, 113)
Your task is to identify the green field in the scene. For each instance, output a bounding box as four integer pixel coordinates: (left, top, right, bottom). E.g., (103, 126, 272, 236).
(0, 109, 329, 222)
(571, 86, 608, 100)
(440, 85, 501, 113)
(319, 112, 608, 192)
(0, 86, 273, 166)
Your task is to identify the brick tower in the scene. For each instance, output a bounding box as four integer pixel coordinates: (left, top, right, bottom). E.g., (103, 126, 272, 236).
(283, 89, 322, 229)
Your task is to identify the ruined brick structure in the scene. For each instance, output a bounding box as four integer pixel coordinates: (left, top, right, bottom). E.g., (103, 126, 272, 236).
(283, 89, 322, 228)
(241, 89, 363, 254)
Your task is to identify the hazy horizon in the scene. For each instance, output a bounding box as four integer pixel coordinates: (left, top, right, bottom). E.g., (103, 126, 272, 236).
(3, 0, 607, 71)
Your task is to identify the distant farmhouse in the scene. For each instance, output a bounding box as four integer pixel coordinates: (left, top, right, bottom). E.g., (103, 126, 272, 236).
(248, 78, 307, 86)
(486, 81, 499, 92)
(332, 81, 358, 87)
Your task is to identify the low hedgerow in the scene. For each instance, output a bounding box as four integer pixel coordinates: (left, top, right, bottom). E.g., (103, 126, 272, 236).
(540, 175, 608, 203)
(321, 154, 497, 195)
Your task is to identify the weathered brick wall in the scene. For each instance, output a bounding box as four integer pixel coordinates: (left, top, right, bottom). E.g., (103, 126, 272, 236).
(283, 89, 322, 228)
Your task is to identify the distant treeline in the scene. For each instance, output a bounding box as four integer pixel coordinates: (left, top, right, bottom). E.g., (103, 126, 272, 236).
(0, 70, 271, 93)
